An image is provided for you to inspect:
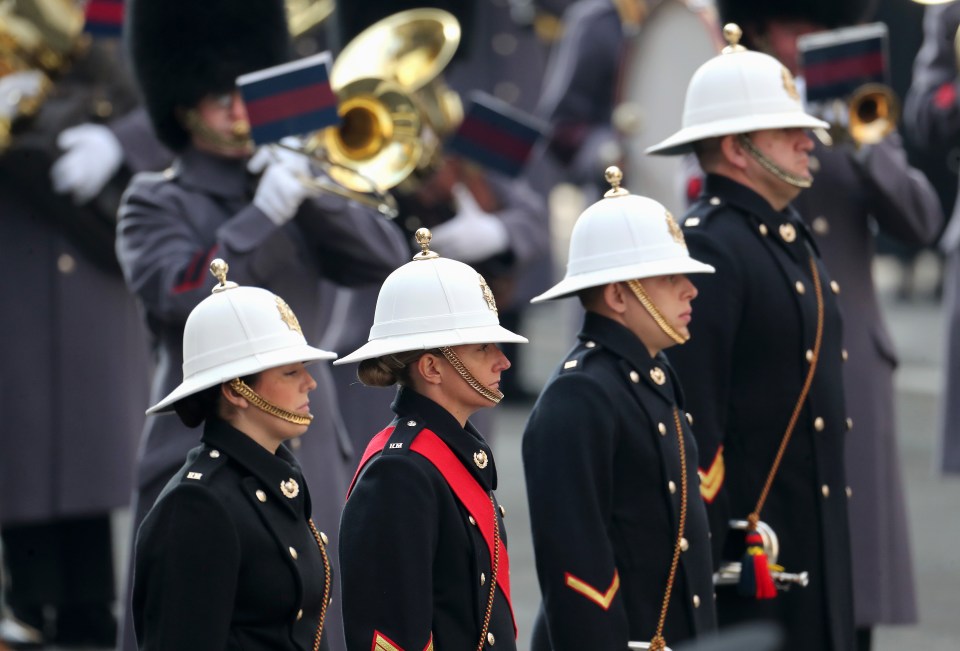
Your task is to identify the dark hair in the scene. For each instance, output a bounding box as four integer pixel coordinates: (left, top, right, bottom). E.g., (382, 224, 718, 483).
(356, 350, 439, 388)
(172, 372, 261, 427)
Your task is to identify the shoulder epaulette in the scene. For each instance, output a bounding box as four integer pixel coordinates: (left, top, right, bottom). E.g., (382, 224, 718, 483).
(559, 340, 602, 375)
(181, 446, 227, 484)
(681, 197, 725, 229)
(381, 418, 425, 456)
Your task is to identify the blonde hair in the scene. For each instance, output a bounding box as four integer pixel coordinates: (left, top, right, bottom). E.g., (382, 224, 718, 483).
(356, 350, 439, 387)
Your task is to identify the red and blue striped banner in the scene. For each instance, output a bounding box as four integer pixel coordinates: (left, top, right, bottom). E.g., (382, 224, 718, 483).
(798, 23, 889, 103)
(446, 91, 547, 178)
(237, 52, 340, 146)
(83, 0, 124, 38)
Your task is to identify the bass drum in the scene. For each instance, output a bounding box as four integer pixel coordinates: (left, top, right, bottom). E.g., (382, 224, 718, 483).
(614, 0, 722, 214)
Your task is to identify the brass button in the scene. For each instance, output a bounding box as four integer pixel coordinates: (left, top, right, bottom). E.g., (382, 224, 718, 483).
(686, 216, 701, 227)
(805, 349, 814, 362)
(680, 537, 689, 551)
(320, 531, 328, 545)
(629, 370, 640, 383)
(256, 490, 267, 503)
(685, 412, 694, 426)
(846, 417, 854, 431)
(846, 486, 853, 498)
(821, 485, 830, 498)
(693, 594, 701, 607)
(650, 367, 666, 385)
(758, 223, 769, 236)
(658, 422, 667, 436)
(209, 450, 220, 458)
(780, 223, 797, 242)
(842, 349, 849, 362)
(57, 253, 76, 274)
(668, 480, 677, 494)
(795, 280, 806, 294)
(498, 505, 506, 518)
(93, 98, 113, 118)
(812, 216, 829, 235)
(487, 632, 496, 645)
(814, 417, 824, 432)
(480, 572, 486, 585)
(407, 420, 417, 427)
(289, 546, 298, 560)
(585, 341, 596, 348)
(296, 608, 303, 621)
(830, 280, 841, 294)
(468, 515, 477, 526)
(709, 196, 721, 206)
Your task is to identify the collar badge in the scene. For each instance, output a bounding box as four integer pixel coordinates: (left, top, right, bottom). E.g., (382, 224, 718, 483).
(281, 478, 300, 499)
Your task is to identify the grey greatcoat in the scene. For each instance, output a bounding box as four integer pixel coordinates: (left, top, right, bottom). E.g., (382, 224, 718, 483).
(0, 44, 168, 525)
(904, 1, 960, 475)
(792, 137, 941, 627)
(116, 147, 408, 649)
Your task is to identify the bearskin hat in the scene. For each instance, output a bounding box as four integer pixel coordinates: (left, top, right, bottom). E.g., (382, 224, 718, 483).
(717, 0, 877, 45)
(127, 0, 292, 151)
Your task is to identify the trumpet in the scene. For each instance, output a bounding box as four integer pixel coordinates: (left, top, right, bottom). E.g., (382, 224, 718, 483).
(714, 519, 810, 591)
(809, 83, 900, 148)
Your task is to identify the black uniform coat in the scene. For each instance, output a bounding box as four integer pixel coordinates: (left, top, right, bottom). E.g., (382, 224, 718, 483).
(522, 312, 717, 651)
(667, 174, 854, 651)
(340, 388, 516, 651)
(133, 418, 331, 651)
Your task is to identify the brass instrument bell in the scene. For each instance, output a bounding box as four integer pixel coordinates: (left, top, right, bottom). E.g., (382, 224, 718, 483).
(847, 83, 900, 146)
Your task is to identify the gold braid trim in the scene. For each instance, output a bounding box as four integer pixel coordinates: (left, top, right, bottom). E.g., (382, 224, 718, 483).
(737, 134, 813, 189)
(475, 494, 501, 651)
(626, 280, 689, 345)
(439, 347, 504, 404)
(308, 518, 332, 651)
(229, 378, 313, 426)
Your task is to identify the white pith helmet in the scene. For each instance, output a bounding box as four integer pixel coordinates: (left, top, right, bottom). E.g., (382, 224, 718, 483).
(334, 229, 528, 365)
(645, 23, 828, 156)
(147, 259, 336, 415)
(531, 167, 715, 303)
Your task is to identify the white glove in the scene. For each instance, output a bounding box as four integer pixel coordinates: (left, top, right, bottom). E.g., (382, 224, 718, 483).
(430, 183, 510, 263)
(248, 140, 318, 226)
(0, 70, 47, 121)
(51, 123, 124, 204)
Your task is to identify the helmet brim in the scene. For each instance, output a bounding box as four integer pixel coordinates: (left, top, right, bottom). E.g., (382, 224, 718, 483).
(531, 256, 716, 303)
(146, 343, 337, 415)
(645, 111, 829, 156)
(333, 324, 528, 365)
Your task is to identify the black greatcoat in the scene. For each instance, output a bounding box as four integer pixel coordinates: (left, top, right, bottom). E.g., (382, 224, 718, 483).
(522, 312, 717, 651)
(133, 419, 331, 651)
(667, 174, 854, 651)
(340, 388, 516, 651)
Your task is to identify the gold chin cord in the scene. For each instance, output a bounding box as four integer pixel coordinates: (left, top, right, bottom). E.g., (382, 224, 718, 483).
(626, 280, 689, 346)
(229, 378, 313, 426)
(439, 347, 504, 404)
(737, 134, 812, 189)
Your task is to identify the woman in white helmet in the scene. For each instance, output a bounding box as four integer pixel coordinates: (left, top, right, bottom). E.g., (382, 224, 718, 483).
(335, 229, 527, 651)
(131, 260, 336, 651)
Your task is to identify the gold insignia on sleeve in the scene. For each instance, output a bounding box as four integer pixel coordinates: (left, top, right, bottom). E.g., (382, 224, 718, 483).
(373, 631, 410, 651)
(665, 210, 686, 247)
(275, 296, 303, 335)
(478, 274, 498, 313)
(781, 66, 800, 100)
(699, 445, 725, 503)
(564, 569, 621, 610)
(280, 478, 300, 499)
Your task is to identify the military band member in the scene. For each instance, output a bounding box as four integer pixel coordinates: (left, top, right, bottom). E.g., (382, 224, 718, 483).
(647, 25, 854, 651)
(117, 1, 409, 649)
(522, 168, 717, 651)
(133, 261, 335, 650)
(335, 229, 526, 651)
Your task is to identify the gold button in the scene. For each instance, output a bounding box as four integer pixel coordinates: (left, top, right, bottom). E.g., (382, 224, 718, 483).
(498, 505, 506, 518)
(407, 420, 417, 427)
(487, 632, 496, 645)
(668, 480, 677, 494)
(650, 367, 666, 385)
(296, 608, 303, 621)
(805, 349, 814, 362)
(685, 216, 701, 227)
(709, 196, 721, 205)
(685, 412, 694, 426)
(830, 280, 840, 294)
(209, 450, 220, 458)
(812, 216, 829, 235)
(821, 485, 830, 498)
(779, 223, 797, 242)
(795, 280, 805, 294)
(256, 490, 267, 503)
(289, 546, 298, 559)
(693, 595, 701, 607)
(57, 253, 76, 274)
(585, 341, 596, 348)
(320, 531, 328, 545)
(758, 223, 769, 236)
(846, 417, 854, 431)
(480, 572, 486, 585)
(658, 422, 667, 436)
(93, 98, 113, 118)
(814, 417, 824, 431)
(842, 349, 849, 362)
(680, 537, 689, 551)
(469, 515, 477, 526)
(629, 370, 640, 383)
(846, 486, 853, 498)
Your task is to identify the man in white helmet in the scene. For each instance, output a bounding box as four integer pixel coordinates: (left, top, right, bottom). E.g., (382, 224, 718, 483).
(522, 167, 717, 651)
(646, 24, 854, 651)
